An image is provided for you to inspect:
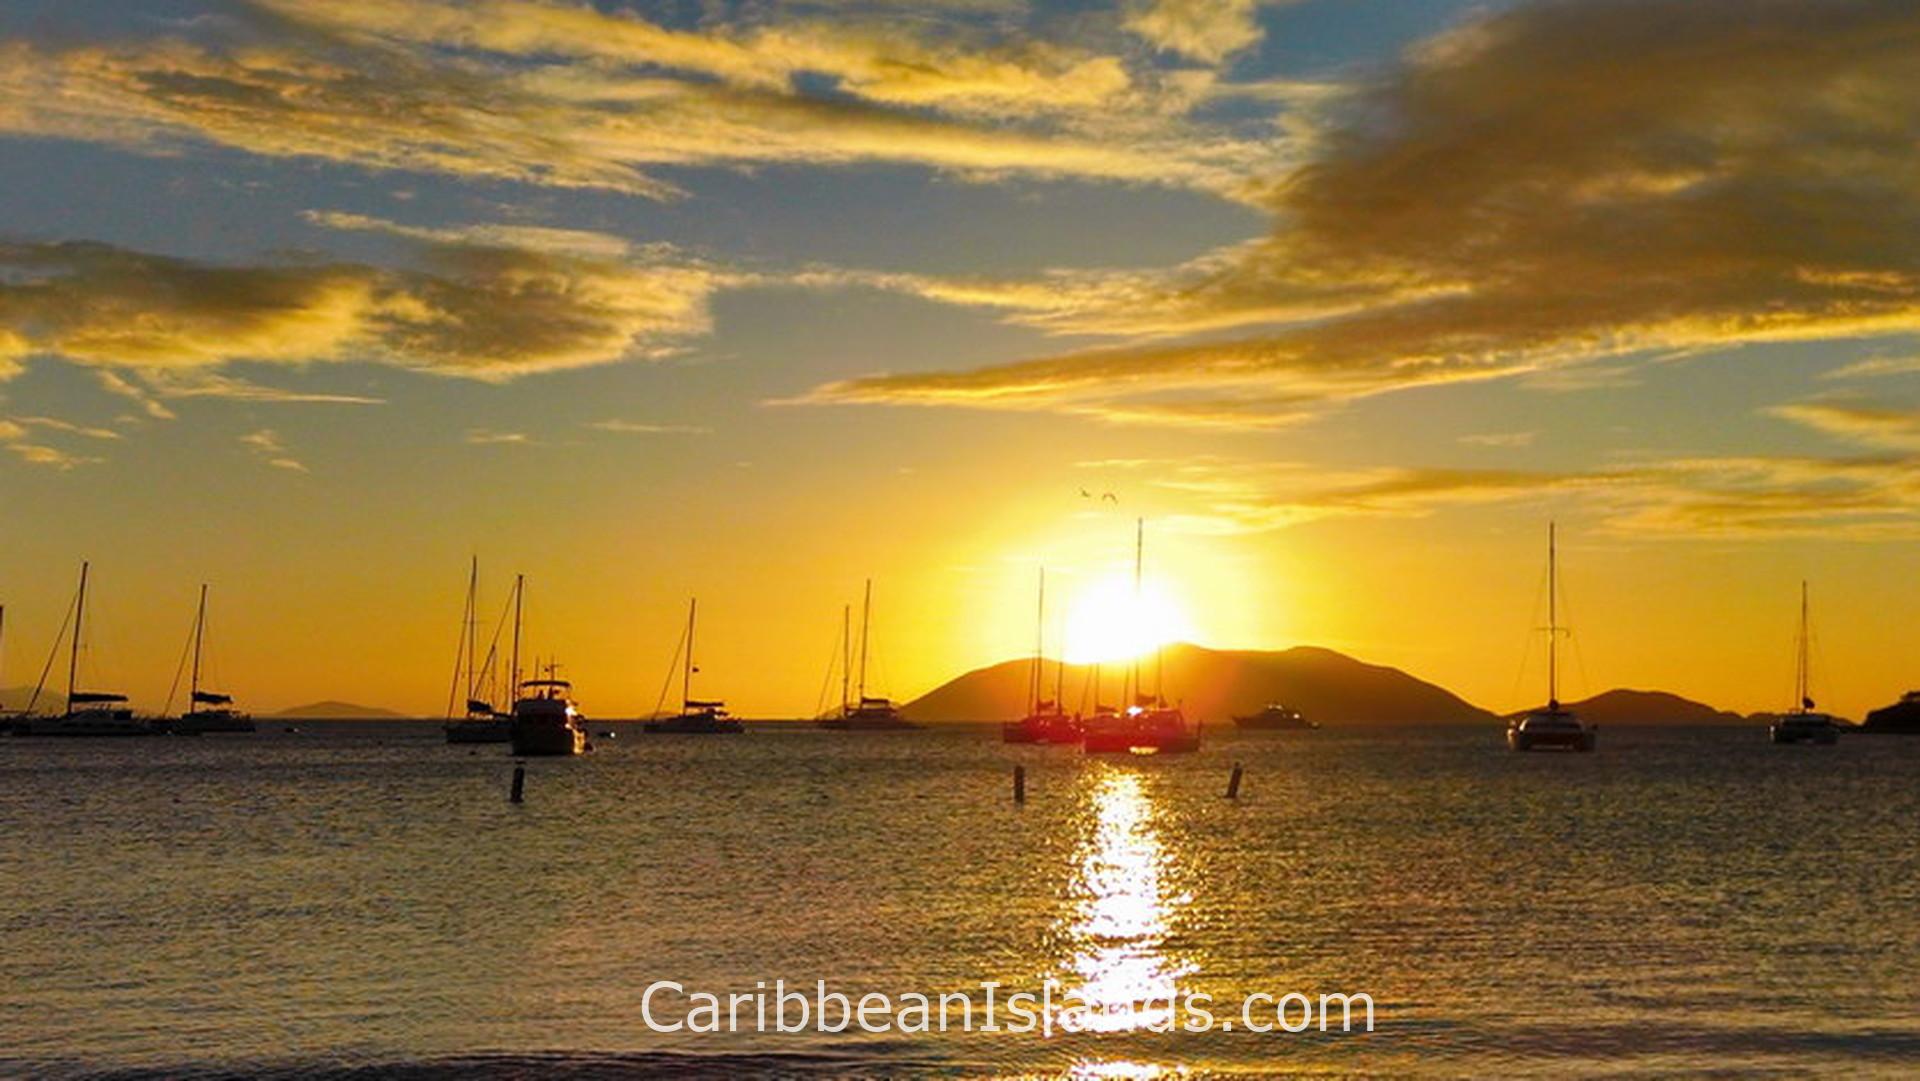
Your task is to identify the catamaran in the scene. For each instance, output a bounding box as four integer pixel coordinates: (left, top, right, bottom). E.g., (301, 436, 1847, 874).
(645, 598, 743, 734)
(17, 562, 155, 737)
(1507, 523, 1597, 752)
(1003, 569, 1080, 744)
(170, 584, 255, 735)
(1083, 520, 1199, 754)
(818, 580, 917, 730)
(1770, 582, 1841, 745)
(444, 558, 512, 744)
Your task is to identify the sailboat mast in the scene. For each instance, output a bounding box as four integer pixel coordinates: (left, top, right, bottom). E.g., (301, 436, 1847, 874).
(683, 598, 697, 708)
(857, 579, 872, 702)
(509, 574, 523, 699)
(66, 561, 88, 715)
(1797, 580, 1810, 710)
(1131, 518, 1143, 705)
(465, 557, 478, 702)
(840, 604, 852, 715)
(1031, 568, 1045, 715)
(1547, 522, 1558, 708)
(190, 583, 207, 711)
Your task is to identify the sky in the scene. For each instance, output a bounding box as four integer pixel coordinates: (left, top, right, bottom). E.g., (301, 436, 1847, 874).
(2, 0, 1919, 719)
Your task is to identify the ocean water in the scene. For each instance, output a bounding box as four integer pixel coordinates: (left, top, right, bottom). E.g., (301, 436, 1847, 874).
(3, 723, 1918, 1078)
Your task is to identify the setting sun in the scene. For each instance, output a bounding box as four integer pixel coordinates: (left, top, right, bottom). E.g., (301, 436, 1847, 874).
(1063, 575, 1194, 665)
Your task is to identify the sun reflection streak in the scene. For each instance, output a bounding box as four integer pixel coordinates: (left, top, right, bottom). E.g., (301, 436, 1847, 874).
(1057, 767, 1195, 1037)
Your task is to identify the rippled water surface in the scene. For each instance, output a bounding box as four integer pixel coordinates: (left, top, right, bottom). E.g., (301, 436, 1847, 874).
(4, 723, 1918, 1077)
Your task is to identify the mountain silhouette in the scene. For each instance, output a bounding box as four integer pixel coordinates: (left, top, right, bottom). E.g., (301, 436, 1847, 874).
(1509, 688, 1749, 726)
(900, 643, 1495, 725)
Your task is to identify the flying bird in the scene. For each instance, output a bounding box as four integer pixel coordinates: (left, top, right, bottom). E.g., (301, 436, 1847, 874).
(1079, 488, 1092, 499)
(1102, 492, 1118, 503)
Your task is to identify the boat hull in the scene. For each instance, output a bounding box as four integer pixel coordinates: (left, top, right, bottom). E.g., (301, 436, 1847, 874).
(445, 718, 513, 744)
(16, 712, 157, 737)
(1770, 723, 1838, 745)
(172, 711, 257, 735)
(1507, 726, 1597, 752)
(511, 722, 586, 756)
(1084, 710, 1200, 754)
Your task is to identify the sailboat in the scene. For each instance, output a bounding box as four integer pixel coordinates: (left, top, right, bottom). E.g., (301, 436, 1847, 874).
(1507, 523, 1598, 752)
(818, 580, 918, 730)
(17, 562, 155, 737)
(504, 575, 589, 756)
(645, 598, 744, 734)
(1003, 569, 1080, 744)
(170, 584, 255, 735)
(1084, 520, 1200, 754)
(1770, 582, 1841, 745)
(445, 558, 512, 744)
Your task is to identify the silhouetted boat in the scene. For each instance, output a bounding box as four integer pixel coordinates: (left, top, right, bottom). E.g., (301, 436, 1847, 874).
(503, 577, 587, 756)
(1083, 520, 1198, 754)
(819, 581, 918, 730)
(17, 562, 155, 737)
(511, 675, 587, 756)
(444, 559, 512, 745)
(1862, 691, 1920, 733)
(1508, 523, 1597, 752)
(645, 598, 743, 734)
(170, 584, 255, 735)
(1770, 582, 1839, 746)
(1234, 703, 1318, 730)
(1004, 569, 1081, 744)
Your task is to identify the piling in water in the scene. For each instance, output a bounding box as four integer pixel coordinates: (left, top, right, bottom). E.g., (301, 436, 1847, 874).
(510, 765, 526, 804)
(1013, 764, 1026, 803)
(1225, 761, 1244, 800)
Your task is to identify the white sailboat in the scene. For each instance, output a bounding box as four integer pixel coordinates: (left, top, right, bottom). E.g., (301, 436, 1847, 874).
(170, 583, 254, 735)
(1507, 523, 1597, 752)
(18, 561, 155, 737)
(1770, 582, 1840, 745)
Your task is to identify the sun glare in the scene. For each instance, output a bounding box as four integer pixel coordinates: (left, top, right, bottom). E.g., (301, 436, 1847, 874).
(1063, 575, 1193, 664)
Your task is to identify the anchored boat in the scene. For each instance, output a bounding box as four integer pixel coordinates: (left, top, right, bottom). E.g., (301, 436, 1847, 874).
(1233, 704, 1318, 731)
(1769, 582, 1840, 745)
(444, 559, 513, 745)
(1507, 523, 1598, 753)
(1083, 520, 1198, 755)
(17, 562, 155, 737)
(169, 584, 254, 735)
(1003, 569, 1081, 744)
(645, 598, 743, 734)
(818, 581, 918, 730)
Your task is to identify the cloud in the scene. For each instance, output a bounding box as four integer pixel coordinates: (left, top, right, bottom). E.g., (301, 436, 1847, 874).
(1125, 0, 1270, 65)
(1823, 353, 1920, 380)
(804, 0, 1920, 427)
(0, 230, 724, 382)
(1459, 432, 1536, 448)
(1107, 443, 1920, 540)
(585, 419, 710, 435)
(238, 427, 307, 471)
(10, 416, 121, 440)
(0, 1, 1280, 199)
(465, 429, 532, 445)
(1767, 401, 1920, 452)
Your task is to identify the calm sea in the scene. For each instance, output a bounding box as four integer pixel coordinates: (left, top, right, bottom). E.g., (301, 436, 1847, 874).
(3, 723, 1917, 1078)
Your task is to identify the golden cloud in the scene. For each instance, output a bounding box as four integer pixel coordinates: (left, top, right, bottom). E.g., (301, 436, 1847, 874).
(0, 1, 1275, 198)
(805, 0, 1920, 426)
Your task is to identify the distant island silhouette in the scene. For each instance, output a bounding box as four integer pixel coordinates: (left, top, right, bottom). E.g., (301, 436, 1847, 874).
(902, 644, 1763, 726)
(269, 700, 407, 719)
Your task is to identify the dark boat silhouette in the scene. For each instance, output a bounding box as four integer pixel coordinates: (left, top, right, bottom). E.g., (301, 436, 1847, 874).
(170, 583, 255, 735)
(1234, 703, 1318, 730)
(1507, 523, 1597, 752)
(15, 562, 156, 738)
(645, 598, 743, 734)
(1003, 569, 1082, 744)
(444, 559, 512, 745)
(818, 581, 918, 730)
(1082, 520, 1198, 755)
(1769, 582, 1839, 745)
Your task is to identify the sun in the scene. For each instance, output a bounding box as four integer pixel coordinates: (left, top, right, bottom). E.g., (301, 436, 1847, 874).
(1063, 574, 1194, 665)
